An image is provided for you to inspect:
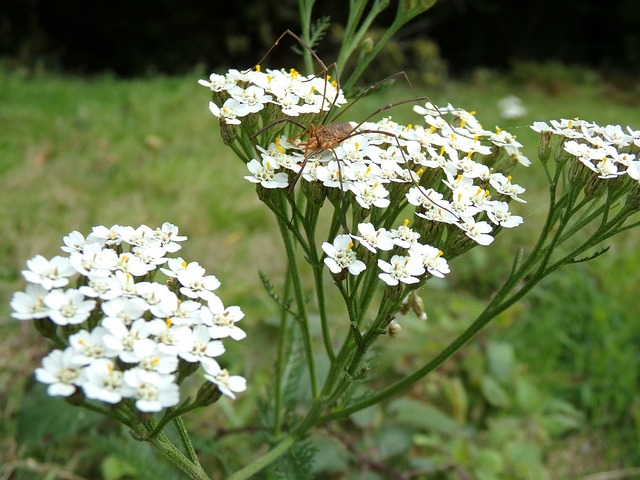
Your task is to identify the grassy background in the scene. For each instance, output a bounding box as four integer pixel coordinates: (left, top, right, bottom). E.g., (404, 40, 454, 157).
(1, 65, 639, 479)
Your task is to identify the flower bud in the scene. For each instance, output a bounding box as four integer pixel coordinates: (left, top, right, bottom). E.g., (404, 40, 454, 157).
(34, 318, 57, 340)
(195, 380, 223, 406)
(537, 130, 553, 163)
(625, 184, 640, 210)
(177, 360, 200, 384)
(386, 319, 402, 337)
(219, 121, 237, 146)
(301, 173, 326, 206)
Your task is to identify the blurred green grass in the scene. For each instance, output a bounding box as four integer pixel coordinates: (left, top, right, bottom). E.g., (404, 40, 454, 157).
(1, 67, 639, 478)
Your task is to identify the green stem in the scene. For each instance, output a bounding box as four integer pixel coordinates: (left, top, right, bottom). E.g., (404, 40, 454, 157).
(174, 416, 199, 465)
(226, 435, 298, 480)
(298, 0, 316, 74)
(141, 425, 211, 480)
(277, 217, 319, 398)
(273, 267, 292, 436)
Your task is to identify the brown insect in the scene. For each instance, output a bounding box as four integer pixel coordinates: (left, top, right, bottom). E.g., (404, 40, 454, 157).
(293, 122, 354, 159)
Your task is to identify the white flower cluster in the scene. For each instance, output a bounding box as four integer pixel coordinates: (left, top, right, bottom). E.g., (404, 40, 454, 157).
(323, 221, 451, 286)
(532, 119, 640, 181)
(248, 106, 527, 226)
(250, 103, 527, 282)
(199, 67, 347, 124)
(11, 223, 247, 412)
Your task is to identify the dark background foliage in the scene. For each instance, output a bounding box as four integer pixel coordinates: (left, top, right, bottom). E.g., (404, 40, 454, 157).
(1, 0, 639, 77)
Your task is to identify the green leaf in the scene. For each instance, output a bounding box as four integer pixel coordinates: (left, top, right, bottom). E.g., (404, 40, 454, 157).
(442, 377, 468, 422)
(387, 398, 461, 435)
(350, 404, 379, 428)
(101, 455, 139, 480)
(17, 385, 101, 451)
(375, 424, 413, 460)
(310, 436, 350, 474)
(480, 375, 511, 408)
(474, 448, 505, 475)
(515, 377, 544, 412)
(486, 341, 516, 384)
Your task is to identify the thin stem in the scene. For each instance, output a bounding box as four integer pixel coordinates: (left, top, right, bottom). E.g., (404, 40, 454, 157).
(303, 199, 336, 362)
(298, 0, 316, 75)
(138, 423, 211, 480)
(273, 266, 293, 436)
(226, 435, 298, 480)
(277, 217, 319, 398)
(174, 416, 199, 465)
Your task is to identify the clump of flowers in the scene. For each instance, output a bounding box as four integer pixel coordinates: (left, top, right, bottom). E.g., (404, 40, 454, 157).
(11, 223, 246, 413)
(532, 119, 640, 183)
(200, 69, 529, 291)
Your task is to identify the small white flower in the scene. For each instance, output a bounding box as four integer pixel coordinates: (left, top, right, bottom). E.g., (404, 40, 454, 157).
(378, 255, 425, 286)
(69, 243, 118, 277)
(44, 289, 96, 326)
(102, 318, 152, 364)
(153, 222, 187, 253)
(390, 221, 421, 249)
(177, 262, 221, 301)
(202, 362, 247, 399)
(68, 327, 116, 365)
(115, 252, 152, 277)
(22, 255, 76, 290)
(147, 318, 193, 356)
(119, 225, 163, 249)
(35, 348, 84, 397)
(322, 234, 366, 276)
(177, 325, 225, 366)
(209, 98, 251, 125)
(136, 282, 178, 318)
(244, 159, 289, 189)
(133, 244, 168, 267)
(489, 173, 527, 203)
(498, 95, 527, 120)
(102, 297, 148, 326)
(134, 340, 179, 374)
(409, 244, 450, 278)
(113, 271, 140, 297)
(82, 358, 124, 404)
(457, 217, 495, 246)
(10, 284, 50, 320)
(90, 225, 125, 246)
(485, 201, 524, 228)
(160, 257, 189, 278)
(350, 223, 394, 253)
(350, 182, 390, 209)
(78, 273, 122, 300)
(122, 368, 180, 412)
(201, 296, 246, 340)
(61, 231, 94, 253)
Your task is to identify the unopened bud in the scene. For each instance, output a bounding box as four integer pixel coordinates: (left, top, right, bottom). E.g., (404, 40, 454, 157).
(538, 130, 553, 163)
(195, 381, 223, 406)
(34, 317, 57, 340)
(302, 177, 326, 206)
(219, 122, 237, 146)
(625, 184, 640, 210)
(387, 320, 402, 337)
(361, 37, 374, 54)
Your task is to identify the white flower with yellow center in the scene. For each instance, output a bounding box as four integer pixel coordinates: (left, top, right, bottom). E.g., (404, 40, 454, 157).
(322, 234, 366, 276)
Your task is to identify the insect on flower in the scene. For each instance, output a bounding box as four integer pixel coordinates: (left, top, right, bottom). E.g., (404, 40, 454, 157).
(200, 30, 528, 239)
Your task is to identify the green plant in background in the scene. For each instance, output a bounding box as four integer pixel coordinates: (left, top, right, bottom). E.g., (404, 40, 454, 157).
(8, 1, 640, 479)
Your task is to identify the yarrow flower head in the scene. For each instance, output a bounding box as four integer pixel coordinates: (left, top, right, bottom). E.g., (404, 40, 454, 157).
(202, 66, 529, 293)
(11, 223, 247, 412)
(532, 119, 640, 184)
